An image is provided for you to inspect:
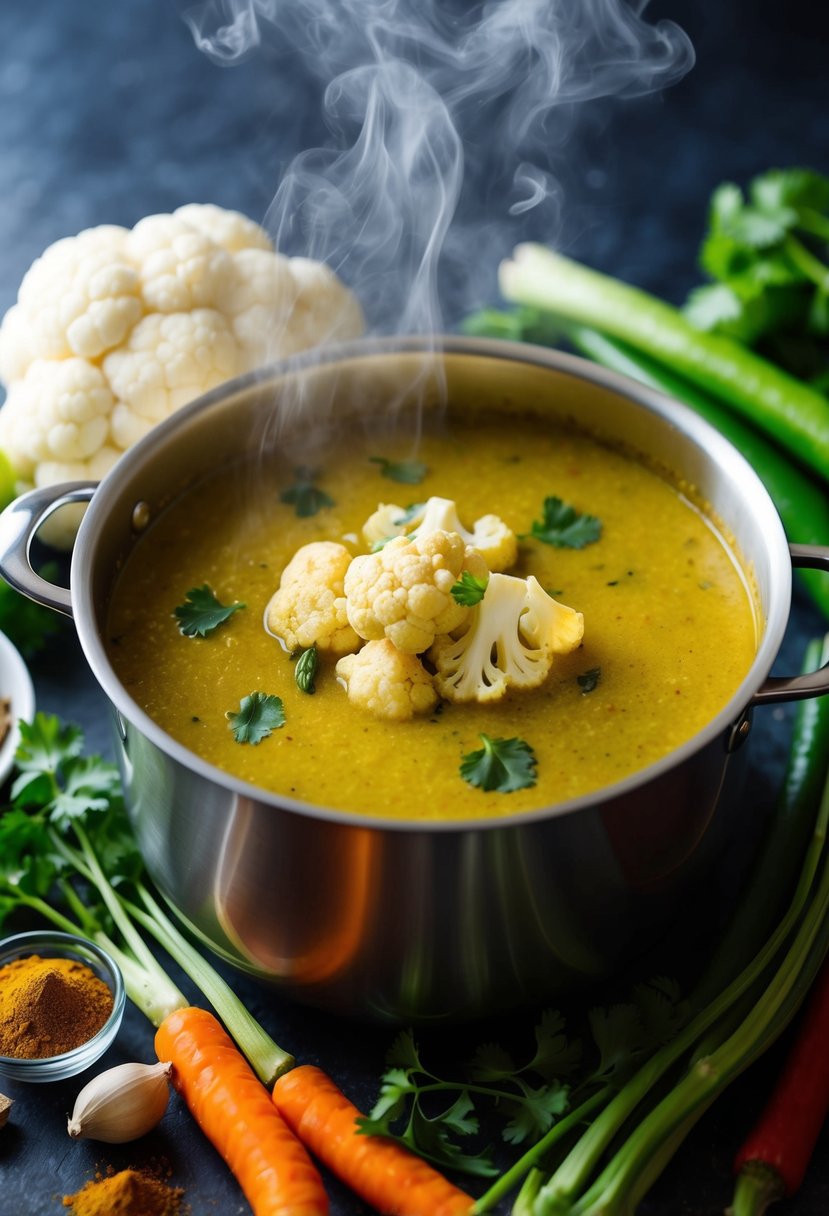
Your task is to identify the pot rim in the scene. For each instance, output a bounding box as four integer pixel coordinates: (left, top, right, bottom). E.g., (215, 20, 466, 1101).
(72, 334, 792, 834)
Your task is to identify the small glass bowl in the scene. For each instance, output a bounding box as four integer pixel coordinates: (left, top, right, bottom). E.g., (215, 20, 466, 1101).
(0, 930, 126, 1083)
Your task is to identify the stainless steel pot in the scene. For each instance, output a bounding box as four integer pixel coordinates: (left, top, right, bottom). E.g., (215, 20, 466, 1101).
(2, 336, 828, 1023)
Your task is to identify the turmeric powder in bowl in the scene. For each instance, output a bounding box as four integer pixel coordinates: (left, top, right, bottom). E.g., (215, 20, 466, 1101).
(0, 954, 113, 1058)
(0, 931, 125, 1082)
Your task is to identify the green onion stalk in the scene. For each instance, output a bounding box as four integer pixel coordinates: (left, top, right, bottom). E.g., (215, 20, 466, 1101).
(498, 244, 829, 480)
(512, 641, 829, 1215)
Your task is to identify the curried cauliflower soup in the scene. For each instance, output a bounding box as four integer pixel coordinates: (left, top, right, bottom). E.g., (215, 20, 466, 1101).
(105, 411, 759, 820)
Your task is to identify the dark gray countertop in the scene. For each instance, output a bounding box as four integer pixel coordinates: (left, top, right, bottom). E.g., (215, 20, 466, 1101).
(2, 1, 829, 1212)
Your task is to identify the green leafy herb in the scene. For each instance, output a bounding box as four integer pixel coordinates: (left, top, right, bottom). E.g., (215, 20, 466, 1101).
(226, 693, 285, 744)
(279, 467, 335, 517)
(394, 503, 425, 525)
(295, 646, 318, 694)
(451, 571, 489, 606)
(577, 667, 601, 694)
(358, 1017, 576, 1176)
(524, 496, 602, 549)
(174, 585, 245, 638)
(369, 455, 429, 485)
(685, 168, 829, 376)
(11, 716, 122, 827)
(460, 734, 537, 793)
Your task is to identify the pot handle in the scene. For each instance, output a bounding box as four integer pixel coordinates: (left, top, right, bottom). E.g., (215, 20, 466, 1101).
(0, 482, 99, 619)
(752, 543, 829, 706)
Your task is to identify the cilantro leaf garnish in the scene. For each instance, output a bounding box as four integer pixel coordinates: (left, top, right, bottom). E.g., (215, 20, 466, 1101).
(577, 667, 601, 694)
(369, 455, 429, 485)
(394, 503, 425, 525)
(226, 692, 285, 744)
(451, 571, 489, 606)
(524, 497, 602, 549)
(174, 585, 246, 638)
(295, 646, 318, 694)
(460, 734, 537, 793)
(279, 467, 335, 517)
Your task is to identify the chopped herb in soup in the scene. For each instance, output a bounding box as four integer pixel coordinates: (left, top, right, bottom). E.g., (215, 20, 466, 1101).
(105, 412, 759, 820)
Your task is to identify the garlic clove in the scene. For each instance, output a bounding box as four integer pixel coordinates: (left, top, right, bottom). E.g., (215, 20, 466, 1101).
(67, 1059, 172, 1144)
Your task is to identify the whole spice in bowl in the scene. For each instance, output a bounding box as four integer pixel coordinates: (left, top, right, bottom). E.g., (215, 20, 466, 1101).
(0, 930, 125, 1082)
(0, 953, 113, 1058)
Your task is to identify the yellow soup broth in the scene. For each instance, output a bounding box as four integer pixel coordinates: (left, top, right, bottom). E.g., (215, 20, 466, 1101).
(106, 413, 759, 820)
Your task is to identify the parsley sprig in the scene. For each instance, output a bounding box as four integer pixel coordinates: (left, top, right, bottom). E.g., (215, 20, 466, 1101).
(279, 467, 335, 517)
(357, 1017, 579, 1177)
(226, 692, 285, 744)
(369, 455, 429, 485)
(524, 496, 602, 549)
(451, 571, 489, 607)
(174, 585, 246, 637)
(685, 168, 829, 380)
(460, 734, 537, 794)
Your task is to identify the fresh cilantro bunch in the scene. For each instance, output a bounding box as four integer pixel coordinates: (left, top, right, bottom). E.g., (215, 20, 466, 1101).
(685, 168, 829, 385)
(0, 715, 133, 931)
(357, 1013, 580, 1177)
(359, 979, 689, 1191)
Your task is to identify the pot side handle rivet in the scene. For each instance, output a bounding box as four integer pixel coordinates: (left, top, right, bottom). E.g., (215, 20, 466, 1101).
(132, 502, 152, 532)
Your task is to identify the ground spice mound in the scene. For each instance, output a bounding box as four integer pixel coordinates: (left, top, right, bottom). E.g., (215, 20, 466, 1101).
(63, 1167, 184, 1216)
(0, 954, 113, 1058)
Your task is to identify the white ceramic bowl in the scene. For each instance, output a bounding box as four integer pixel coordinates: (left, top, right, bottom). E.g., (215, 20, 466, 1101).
(0, 629, 34, 787)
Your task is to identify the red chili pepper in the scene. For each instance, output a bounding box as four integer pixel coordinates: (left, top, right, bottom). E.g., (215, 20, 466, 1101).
(731, 955, 829, 1215)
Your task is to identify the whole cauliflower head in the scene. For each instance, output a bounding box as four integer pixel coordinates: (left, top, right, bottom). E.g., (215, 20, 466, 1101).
(126, 215, 236, 315)
(336, 639, 438, 721)
(362, 496, 517, 571)
(430, 573, 584, 703)
(344, 530, 486, 654)
(0, 358, 114, 471)
(103, 309, 239, 444)
(0, 204, 364, 546)
(266, 540, 360, 655)
(173, 203, 274, 253)
(12, 226, 142, 366)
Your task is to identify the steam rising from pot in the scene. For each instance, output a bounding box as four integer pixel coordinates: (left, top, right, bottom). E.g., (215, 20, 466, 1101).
(183, 0, 694, 334)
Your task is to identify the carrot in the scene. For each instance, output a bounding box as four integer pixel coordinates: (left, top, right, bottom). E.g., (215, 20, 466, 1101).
(730, 953, 829, 1215)
(272, 1063, 474, 1216)
(155, 1008, 328, 1216)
